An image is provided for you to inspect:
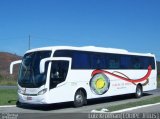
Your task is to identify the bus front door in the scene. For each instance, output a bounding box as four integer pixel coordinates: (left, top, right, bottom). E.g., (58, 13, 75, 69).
(50, 60, 69, 89)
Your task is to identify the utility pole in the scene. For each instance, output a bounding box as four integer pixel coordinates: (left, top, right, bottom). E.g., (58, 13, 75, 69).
(29, 35, 31, 50)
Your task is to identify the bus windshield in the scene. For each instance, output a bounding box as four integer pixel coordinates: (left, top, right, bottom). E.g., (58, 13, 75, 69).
(18, 51, 52, 88)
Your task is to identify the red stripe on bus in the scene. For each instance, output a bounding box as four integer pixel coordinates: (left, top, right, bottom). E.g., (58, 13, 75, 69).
(91, 65, 152, 83)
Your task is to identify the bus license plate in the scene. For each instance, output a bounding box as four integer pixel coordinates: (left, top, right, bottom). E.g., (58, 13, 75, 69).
(27, 96, 32, 100)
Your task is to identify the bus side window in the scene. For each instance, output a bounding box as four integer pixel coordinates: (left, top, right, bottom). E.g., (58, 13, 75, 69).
(132, 57, 141, 69)
(90, 54, 106, 69)
(108, 55, 120, 69)
(72, 52, 90, 69)
(149, 57, 155, 69)
(120, 55, 131, 69)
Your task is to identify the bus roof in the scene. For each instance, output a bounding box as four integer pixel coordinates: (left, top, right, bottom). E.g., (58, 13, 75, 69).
(26, 46, 155, 57)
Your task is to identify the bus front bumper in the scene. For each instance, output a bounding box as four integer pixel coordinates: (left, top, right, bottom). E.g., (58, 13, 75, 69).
(18, 93, 48, 104)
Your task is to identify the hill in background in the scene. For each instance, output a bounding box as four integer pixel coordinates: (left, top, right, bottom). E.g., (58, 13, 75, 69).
(0, 52, 21, 79)
(157, 61, 160, 74)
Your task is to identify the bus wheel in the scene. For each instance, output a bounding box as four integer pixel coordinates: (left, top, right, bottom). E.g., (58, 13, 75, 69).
(74, 90, 86, 107)
(16, 101, 22, 107)
(135, 85, 143, 98)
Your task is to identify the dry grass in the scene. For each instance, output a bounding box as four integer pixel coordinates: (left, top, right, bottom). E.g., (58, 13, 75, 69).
(0, 75, 17, 85)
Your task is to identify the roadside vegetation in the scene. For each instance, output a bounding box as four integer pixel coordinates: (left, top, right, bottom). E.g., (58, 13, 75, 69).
(157, 72, 160, 88)
(107, 96, 160, 112)
(0, 75, 17, 105)
(0, 74, 17, 86)
(0, 88, 17, 105)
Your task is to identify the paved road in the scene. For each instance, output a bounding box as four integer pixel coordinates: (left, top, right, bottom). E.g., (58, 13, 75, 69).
(0, 86, 17, 89)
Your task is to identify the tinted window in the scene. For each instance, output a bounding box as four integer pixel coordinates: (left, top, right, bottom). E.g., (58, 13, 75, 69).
(90, 54, 106, 69)
(54, 50, 71, 57)
(19, 51, 51, 88)
(120, 55, 131, 69)
(148, 57, 155, 69)
(108, 54, 120, 69)
(132, 56, 142, 69)
(72, 52, 90, 69)
(54, 50, 90, 69)
(131, 56, 155, 69)
(54, 50, 155, 70)
(50, 61, 69, 89)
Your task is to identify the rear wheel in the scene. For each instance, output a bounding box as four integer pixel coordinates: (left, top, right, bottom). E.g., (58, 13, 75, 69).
(135, 85, 143, 98)
(74, 90, 86, 107)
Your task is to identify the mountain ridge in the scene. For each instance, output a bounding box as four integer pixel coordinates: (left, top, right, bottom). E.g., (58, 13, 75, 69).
(0, 52, 21, 77)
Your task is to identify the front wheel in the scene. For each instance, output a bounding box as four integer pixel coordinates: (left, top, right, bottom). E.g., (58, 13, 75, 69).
(16, 101, 23, 107)
(74, 90, 86, 107)
(135, 85, 143, 98)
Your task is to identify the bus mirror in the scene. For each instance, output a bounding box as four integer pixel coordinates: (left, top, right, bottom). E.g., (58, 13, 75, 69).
(40, 57, 72, 74)
(40, 58, 52, 74)
(10, 60, 22, 74)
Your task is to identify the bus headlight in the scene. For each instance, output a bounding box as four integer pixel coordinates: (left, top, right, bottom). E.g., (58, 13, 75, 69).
(18, 89, 23, 94)
(18, 87, 25, 94)
(38, 88, 47, 95)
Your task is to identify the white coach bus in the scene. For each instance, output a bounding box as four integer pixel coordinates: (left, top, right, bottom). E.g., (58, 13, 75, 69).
(10, 46, 157, 107)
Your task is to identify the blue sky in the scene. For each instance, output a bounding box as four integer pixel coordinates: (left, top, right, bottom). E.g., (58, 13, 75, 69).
(0, 0, 160, 60)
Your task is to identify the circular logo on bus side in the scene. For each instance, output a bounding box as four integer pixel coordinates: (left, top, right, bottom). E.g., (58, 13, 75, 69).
(90, 73, 110, 95)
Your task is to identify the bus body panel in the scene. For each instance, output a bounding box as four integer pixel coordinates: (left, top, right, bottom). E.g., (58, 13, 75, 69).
(18, 69, 156, 104)
(11, 46, 157, 105)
